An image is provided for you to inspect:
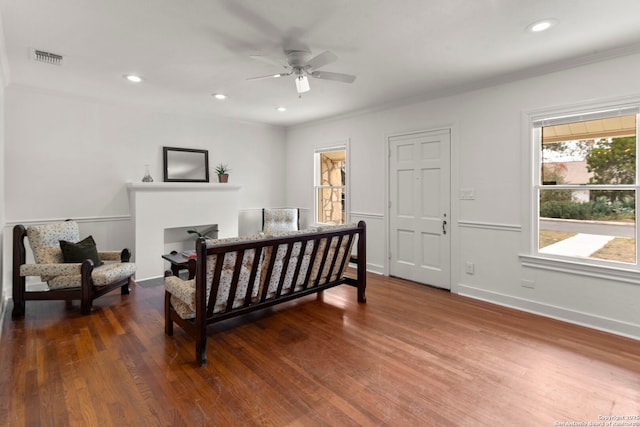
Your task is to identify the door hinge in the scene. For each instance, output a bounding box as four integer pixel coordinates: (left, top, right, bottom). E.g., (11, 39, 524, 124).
(388, 200, 392, 209)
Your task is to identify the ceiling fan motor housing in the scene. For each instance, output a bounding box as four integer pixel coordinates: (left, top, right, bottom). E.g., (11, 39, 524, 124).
(285, 50, 312, 68)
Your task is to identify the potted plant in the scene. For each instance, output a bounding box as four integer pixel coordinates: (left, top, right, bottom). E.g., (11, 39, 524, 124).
(215, 163, 231, 183)
(186, 226, 217, 239)
(186, 229, 208, 239)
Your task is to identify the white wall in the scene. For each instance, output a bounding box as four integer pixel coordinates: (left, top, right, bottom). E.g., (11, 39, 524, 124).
(285, 52, 640, 339)
(5, 85, 286, 219)
(2, 84, 287, 297)
(0, 46, 6, 321)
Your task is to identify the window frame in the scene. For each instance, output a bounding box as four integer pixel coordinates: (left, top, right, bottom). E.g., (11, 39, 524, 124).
(313, 143, 349, 225)
(520, 99, 640, 282)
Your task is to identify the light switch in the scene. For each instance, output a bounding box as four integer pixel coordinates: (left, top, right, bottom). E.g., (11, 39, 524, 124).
(460, 188, 475, 200)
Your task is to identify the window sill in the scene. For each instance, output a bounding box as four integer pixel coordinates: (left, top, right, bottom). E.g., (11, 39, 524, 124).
(519, 254, 640, 285)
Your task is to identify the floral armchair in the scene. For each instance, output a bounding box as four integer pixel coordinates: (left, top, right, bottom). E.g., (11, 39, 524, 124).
(262, 208, 300, 234)
(12, 220, 136, 317)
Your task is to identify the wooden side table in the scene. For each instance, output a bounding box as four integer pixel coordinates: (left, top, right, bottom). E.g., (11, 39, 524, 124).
(162, 251, 197, 279)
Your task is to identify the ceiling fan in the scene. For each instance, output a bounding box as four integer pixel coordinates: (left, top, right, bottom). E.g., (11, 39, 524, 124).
(247, 49, 356, 95)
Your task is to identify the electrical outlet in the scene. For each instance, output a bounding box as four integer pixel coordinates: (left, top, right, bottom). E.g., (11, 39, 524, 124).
(465, 262, 475, 274)
(521, 280, 535, 289)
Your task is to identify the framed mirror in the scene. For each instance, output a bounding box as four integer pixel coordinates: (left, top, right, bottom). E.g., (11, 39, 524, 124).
(163, 147, 210, 183)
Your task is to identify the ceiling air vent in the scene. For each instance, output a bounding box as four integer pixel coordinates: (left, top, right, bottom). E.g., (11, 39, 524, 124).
(33, 49, 63, 65)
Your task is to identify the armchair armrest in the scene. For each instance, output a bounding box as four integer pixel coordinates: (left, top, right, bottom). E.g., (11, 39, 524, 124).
(98, 251, 123, 261)
(98, 249, 132, 262)
(20, 263, 82, 277)
(164, 275, 196, 309)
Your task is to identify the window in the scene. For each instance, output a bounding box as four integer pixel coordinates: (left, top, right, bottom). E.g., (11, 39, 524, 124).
(531, 104, 638, 269)
(314, 146, 347, 225)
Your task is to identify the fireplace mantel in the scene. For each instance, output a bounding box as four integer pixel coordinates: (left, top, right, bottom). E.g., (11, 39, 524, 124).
(126, 182, 241, 192)
(127, 182, 241, 280)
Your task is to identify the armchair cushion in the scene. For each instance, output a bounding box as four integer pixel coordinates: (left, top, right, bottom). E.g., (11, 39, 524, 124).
(34, 246, 64, 265)
(262, 208, 299, 234)
(258, 229, 317, 298)
(48, 262, 136, 290)
(170, 294, 197, 320)
(165, 277, 196, 313)
(27, 221, 80, 263)
(26, 221, 80, 281)
(20, 262, 82, 277)
(60, 235, 102, 266)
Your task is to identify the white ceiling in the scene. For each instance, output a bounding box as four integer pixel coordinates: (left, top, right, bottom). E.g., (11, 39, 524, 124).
(1, 0, 640, 128)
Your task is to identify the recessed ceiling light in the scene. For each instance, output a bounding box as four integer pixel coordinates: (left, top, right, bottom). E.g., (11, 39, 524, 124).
(527, 19, 557, 33)
(276, 107, 287, 112)
(123, 74, 143, 83)
(212, 93, 227, 100)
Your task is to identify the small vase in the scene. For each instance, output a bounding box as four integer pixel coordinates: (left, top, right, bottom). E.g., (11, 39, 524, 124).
(218, 174, 229, 183)
(142, 164, 154, 182)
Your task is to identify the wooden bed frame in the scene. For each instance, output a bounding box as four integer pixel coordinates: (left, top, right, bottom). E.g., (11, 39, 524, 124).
(164, 221, 367, 365)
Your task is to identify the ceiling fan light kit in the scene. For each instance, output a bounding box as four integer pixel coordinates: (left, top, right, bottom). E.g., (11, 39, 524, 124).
(295, 75, 310, 93)
(248, 49, 356, 95)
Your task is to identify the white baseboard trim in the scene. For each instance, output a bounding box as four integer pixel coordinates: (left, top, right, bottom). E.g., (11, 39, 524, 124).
(457, 284, 640, 341)
(365, 263, 385, 275)
(0, 295, 6, 339)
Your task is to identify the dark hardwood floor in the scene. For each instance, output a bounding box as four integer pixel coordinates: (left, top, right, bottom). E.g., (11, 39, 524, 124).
(1, 271, 639, 426)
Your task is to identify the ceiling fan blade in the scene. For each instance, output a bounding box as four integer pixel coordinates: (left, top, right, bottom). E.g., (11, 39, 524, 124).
(249, 55, 289, 70)
(246, 73, 287, 81)
(310, 70, 356, 84)
(306, 51, 338, 70)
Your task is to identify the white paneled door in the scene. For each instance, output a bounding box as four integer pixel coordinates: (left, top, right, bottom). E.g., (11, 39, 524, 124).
(389, 129, 451, 289)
